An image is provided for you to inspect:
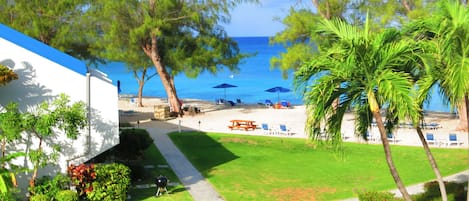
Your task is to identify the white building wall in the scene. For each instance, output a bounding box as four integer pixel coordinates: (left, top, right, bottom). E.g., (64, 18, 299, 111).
(0, 35, 119, 189)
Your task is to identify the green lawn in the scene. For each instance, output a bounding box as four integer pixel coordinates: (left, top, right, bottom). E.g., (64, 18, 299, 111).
(127, 144, 193, 201)
(169, 131, 468, 201)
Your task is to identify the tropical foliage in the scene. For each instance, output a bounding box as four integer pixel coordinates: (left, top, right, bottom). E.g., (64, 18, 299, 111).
(0, 0, 103, 65)
(0, 64, 18, 86)
(294, 16, 426, 200)
(83, 0, 255, 114)
(22, 94, 87, 191)
(86, 163, 131, 201)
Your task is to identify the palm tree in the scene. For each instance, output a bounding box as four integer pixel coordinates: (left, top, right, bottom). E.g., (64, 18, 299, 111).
(295, 17, 424, 201)
(405, 1, 469, 200)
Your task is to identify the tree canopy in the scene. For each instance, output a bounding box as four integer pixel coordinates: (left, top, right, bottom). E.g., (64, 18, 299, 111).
(0, 0, 102, 65)
(87, 0, 255, 113)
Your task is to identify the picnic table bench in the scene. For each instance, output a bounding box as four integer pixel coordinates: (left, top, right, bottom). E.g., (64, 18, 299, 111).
(228, 119, 257, 131)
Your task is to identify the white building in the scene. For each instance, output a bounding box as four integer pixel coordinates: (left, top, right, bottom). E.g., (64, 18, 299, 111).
(0, 23, 119, 189)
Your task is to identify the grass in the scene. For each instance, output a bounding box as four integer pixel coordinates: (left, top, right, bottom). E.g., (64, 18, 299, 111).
(126, 144, 193, 201)
(169, 131, 468, 201)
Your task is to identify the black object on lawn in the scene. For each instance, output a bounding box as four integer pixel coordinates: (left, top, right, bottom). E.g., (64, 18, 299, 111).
(155, 175, 169, 196)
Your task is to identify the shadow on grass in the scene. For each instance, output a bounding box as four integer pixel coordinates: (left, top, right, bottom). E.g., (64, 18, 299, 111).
(169, 131, 240, 177)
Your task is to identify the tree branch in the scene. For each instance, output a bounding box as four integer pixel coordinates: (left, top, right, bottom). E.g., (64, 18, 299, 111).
(401, 0, 413, 13)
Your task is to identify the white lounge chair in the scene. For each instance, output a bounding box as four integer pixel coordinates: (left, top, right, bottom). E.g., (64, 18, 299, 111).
(278, 124, 292, 135)
(387, 133, 399, 144)
(425, 133, 436, 145)
(447, 133, 463, 146)
(261, 123, 273, 135)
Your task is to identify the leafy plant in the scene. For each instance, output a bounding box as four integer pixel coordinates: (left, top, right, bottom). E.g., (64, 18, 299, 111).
(29, 194, 49, 201)
(68, 163, 96, 196)
(357, 190, 402, 201)
(55, 190, 78, 201)
(0, 191, 17, 201)
(413, 181, 467, 201)
(86, 163, 130, 201)
(116, 128, 153, 160)
(0, 64, 18, 86)
(30, 174, 71, 198)
(21, 94, 87, 190)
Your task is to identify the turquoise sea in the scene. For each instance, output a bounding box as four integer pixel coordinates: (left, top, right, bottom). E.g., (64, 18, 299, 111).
(94, 37, 452, 112)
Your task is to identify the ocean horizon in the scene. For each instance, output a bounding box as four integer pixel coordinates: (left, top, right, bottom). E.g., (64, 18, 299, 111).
(94, 36, 453, 113)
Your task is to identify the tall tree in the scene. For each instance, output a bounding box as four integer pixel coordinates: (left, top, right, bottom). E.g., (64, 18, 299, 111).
(129, 62, 158, 108)
(88, 0, 253, 115)
(405, 1, 469, 199)
(0, 102, 25, 191)
(270, 1, 349, 79)
(0, 0, 102, 65)
(273, 1, 469, 132)
(271, 0, 439, 78)
(295, 17, 424, 200)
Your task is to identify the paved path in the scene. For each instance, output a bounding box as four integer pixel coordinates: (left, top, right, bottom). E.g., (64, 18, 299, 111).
(144, 126, 224, 201)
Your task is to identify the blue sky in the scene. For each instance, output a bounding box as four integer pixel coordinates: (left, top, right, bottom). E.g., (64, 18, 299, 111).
(224, 0, 312, 37)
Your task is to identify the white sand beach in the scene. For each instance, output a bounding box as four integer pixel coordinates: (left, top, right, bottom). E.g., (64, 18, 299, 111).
(119, 97, 468, 148)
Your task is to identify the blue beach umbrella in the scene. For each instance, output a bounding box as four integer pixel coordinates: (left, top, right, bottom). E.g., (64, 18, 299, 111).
(213, 83, 237, 100)
(265, 86, 291, 103)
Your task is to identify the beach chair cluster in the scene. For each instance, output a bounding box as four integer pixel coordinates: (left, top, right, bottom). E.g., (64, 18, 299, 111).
(261, 123, 293, 135)
(425, 133, 463, 147)
(215, 98, 238, 106)
(370, 121, 442, 130)
(363, 132, 401, 144)
(263, 100, 291, 109)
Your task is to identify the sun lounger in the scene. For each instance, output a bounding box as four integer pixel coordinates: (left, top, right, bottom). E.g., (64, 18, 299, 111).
(425, 133, 436, 145)
(446, 133, 463, 146)
(264, 99, 273, 107)
(387, 133, 399, 144)
(261, 123, 273, 135)
(278, 124, 292, 135)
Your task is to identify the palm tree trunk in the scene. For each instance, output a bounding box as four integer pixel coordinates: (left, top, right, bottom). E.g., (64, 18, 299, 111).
(372, 110, 412, 200)
(457, 99, 468, 131)
(368, 92, 411, 200)
(463, 95, 469, 201)
(415, 126, 447, 201)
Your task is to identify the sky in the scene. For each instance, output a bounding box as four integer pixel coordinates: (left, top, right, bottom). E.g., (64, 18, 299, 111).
(223, 0, 312, 37)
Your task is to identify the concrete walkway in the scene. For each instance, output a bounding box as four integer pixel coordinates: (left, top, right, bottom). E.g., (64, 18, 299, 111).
(144, 126, 224, 201)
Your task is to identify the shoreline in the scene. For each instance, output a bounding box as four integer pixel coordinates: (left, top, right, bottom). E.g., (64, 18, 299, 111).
(119, 97, 467, 148)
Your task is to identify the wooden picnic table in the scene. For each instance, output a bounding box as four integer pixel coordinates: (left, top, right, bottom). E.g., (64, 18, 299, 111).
(228, 119, 257, 131)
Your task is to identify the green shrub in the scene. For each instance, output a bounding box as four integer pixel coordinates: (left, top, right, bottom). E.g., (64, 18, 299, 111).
(68, 164, 96, 196)
(126, 164, 145, 181)
(357, 190, 402, 201)
(119, 122, 133, 127)
(29, 194, 49, 201)
(116, 129, 153, 160)
(86, 163, 131, 201)
(413, 181, 466, 201)
(0, 191, 17, 201)
(55, 190, 78, 201)
(30, 174, 71, 199)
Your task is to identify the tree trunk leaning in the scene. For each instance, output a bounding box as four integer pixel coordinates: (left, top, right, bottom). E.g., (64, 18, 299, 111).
(416, 127, 447, 201)
(372, 110, 412, 201)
